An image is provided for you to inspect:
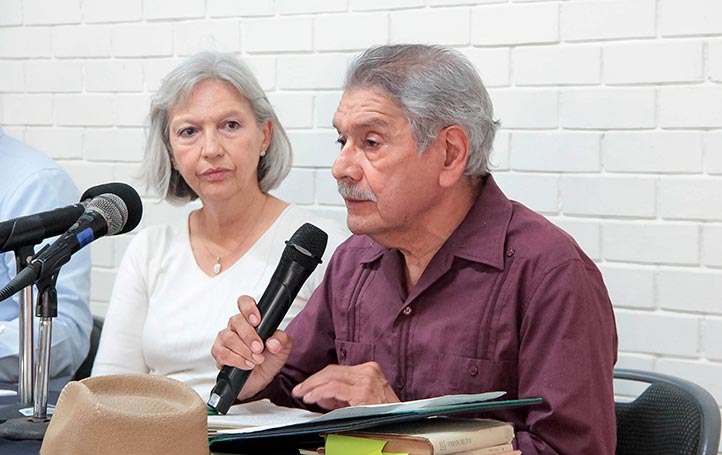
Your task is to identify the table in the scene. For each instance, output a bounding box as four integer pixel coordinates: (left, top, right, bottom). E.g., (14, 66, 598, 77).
(0, 382, 60, 455)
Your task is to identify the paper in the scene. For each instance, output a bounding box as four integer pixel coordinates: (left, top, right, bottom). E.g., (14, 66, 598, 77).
(0, 389, 16, 397)
(209, 391, 506, 435)
(326, 434, 408, 455)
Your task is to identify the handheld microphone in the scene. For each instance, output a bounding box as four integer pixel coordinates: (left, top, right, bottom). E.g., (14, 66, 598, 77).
(207, 223, 328, 415)
(0, 184, 143, 302)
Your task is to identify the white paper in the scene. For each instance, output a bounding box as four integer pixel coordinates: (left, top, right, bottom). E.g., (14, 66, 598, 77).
(209, 391, 506, 435)
(0, 389, 16, 397)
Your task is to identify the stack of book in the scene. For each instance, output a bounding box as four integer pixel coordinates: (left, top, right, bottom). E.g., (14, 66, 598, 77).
(321, 417, 519, 455)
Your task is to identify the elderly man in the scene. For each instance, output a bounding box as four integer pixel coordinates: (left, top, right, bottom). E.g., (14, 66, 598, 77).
(212, 44, 618, 455)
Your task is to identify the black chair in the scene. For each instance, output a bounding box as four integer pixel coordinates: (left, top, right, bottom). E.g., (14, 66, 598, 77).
(615, 368, 721, 455)
(72, 316, 104, 381)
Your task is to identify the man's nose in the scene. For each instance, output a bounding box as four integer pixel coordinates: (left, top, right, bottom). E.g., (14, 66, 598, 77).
(332, 141, 360, 182)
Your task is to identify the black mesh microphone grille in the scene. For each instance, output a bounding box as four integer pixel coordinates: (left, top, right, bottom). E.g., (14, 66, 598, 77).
(282, 223, 328, 269)
(87, 194, 127, 235)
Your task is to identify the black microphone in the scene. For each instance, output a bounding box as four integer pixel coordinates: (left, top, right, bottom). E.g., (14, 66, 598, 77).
(0, 182, 141, 254)
(207, 223, 328, 415)
(0, 184, 143, 302)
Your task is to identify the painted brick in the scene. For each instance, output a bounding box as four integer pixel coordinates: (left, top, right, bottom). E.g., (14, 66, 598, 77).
(90, 267, 116, 302)
(208, 0, 274, 17)
(514, 46, 600, 86)
(55, 95, 116, 127)
(488, 89, 558, 129)
(511, 132, 600, 172)
(245, 17, 312, 53)
(350, 0, 424, 11)
(561, 176, 655, 218)
(268, 93, 314, 129)
(85, 60, 144, 93)
(703, 225, 722, 267)
(60, 162, 115, 193)
(111, 164, 145, 196)
(1, 95, 53, 125)
(82, 0, 142, 23)
(144, 0, 204, 20)
(431, 0, 504, 5)
(277, 0, 347, 15)
(244, 56, 276, 91)
(660, 177, 722, 221)
(314, 91, 343, 128)
(459, 48, 510, 88)
(702, 318, 722, 361)
(614, 353, 655, 372)
(0, 61, 24, 92)
(112, 235, 134, 267)
(710, 39, 722, 83)
(658, 268, 722, 314)
(112, 23, 173, 57)
(84, 128, 145, 162)
(494, 173, 559, 214)
(116, 94, 151, 127)
(271, 168, 316, 205)
(472, 3, 558, 45)
(660, 87, 722, 128)
(603, 222, 699, 265)
(561, 0, 655, 42)
(391, 8, 470, 45)
(603, 132, 703, 174)
(143, 58, 184, 92)
(52, 25, 111, 58)
(287, 131, 339, 168)
(560, 88, 655, 129)
(490, 130, 510, 171)
(615, 309, 699, 357)
(90, 236, 114, 268)
(1, 127, 24, 139)
(25, 60, 83, 93)
(316, 169, 345, 206)
(551, 218, 601, 260)
(277, 54, 347, 90)
(24, 127, 83, 159)
(24, 0, 80, 25)
(139, 200, 195, 229)
(0, 28, 52, 58)
(598, 264, 655, 309)
(173, 20, 241, 56)
(0, 0, 22, 26)
(604, 41, 703, 84)
(656, 360, 722, 405)
(660, 0, 722, 36)
(314, 14, 388, 52)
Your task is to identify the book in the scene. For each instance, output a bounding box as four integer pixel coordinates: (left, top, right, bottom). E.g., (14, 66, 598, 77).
(317, 442, 516, 455)
(327, 417, 515, 455)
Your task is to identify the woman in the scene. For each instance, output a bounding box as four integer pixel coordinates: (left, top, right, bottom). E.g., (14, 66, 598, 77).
(92, 51, 347, 400)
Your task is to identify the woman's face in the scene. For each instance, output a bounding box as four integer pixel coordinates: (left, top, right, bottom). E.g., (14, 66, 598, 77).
(168, 78, 272, 203)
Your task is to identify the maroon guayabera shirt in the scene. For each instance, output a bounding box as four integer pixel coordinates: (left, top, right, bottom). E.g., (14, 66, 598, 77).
(266, 175, 618, 455)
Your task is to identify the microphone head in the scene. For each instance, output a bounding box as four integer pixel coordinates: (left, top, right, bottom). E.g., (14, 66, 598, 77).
(87, 194, 127, 236)
(81, 182, 143, 234)
(283, 223, 328, 269)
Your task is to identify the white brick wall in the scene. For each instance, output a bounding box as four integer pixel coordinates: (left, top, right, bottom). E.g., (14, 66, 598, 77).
(2, 2, 721, 444)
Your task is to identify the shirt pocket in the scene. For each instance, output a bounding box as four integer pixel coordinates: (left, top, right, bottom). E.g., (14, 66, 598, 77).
(431, 352, 516, 396)
(335, 339, 375, 366)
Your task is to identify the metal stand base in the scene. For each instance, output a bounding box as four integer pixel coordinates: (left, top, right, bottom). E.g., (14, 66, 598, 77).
(0, 416, 49, 440)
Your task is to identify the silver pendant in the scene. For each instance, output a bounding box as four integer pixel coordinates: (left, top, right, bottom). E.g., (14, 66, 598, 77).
(213, 257, 222, 274)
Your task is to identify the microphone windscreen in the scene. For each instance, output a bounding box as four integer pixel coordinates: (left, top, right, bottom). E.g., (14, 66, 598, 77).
(283, 223, 328, 268)
(81, 183, 142, 234)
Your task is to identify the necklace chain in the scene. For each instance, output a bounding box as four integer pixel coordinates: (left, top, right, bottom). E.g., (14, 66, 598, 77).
(199, 197, 267, 275)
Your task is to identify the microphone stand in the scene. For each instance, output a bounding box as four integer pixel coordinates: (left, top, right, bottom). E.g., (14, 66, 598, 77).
(15, 245, 35, 406)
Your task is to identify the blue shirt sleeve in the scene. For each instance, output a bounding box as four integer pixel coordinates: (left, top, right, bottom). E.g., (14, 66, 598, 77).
(0, 141, 92, 383)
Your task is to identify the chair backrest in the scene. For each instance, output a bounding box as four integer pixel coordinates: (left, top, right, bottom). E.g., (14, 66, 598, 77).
(615, 368, 721, 455)
(72, 316, 104, 381)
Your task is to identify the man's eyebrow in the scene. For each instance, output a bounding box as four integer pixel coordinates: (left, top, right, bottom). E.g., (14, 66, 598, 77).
(333, 118, 390, 132)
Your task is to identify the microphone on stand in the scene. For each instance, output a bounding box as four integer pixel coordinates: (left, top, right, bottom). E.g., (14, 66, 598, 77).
(207, 223, 328, 415)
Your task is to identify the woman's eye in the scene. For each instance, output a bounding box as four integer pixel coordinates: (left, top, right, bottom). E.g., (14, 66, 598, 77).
(178, 127, 196, 138)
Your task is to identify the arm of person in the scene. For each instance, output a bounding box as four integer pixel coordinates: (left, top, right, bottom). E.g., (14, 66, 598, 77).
(0, 168, 92, 382)
(91, 233, 151, 376)
(514, 260, 618, 455)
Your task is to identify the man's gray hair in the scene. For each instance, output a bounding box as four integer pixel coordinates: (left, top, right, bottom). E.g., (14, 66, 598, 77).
(344, 44, 499, 176)
(143, 51, 292, 204)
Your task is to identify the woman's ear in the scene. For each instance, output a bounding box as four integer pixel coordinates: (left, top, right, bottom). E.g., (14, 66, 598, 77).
(438, 125, 469, 188)
(261, 120, 273, 152)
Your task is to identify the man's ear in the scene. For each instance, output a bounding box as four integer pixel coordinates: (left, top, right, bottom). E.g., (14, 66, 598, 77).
(438, 125, 469, 188)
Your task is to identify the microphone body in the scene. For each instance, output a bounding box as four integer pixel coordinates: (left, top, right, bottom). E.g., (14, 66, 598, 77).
(208, 223, 328, 415)
(0, 203, 86, 254)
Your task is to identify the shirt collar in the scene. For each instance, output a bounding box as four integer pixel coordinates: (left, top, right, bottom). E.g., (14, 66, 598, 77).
(357, 175, 512, 271)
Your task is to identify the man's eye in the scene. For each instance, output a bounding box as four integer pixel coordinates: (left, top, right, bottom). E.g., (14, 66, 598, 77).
(336, 137, 347, 147)
(365, 139, 379, 147)
(225, 121, 240, 130)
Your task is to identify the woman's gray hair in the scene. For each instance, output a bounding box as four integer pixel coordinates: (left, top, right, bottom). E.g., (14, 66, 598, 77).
(344, 44, 499, 177)
(143, 51, 292, 204)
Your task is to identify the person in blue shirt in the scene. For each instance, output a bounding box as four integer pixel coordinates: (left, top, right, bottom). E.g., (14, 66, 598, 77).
(0, 127, 92, 386)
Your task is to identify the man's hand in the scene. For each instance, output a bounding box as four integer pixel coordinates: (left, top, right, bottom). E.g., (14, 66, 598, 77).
(211, 295, 292, 401)
(291, 362, 400, 410)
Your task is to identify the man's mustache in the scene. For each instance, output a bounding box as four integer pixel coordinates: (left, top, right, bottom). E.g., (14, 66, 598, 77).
(337, 181, 378, 203)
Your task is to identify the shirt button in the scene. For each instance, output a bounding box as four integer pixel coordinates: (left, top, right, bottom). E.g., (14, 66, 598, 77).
(402, 306, 412, 316)
(396, 378, 405, 389)
(339, 348, 347, 360)
(469, 366, 479, 377)
(506, 248, 515, 257)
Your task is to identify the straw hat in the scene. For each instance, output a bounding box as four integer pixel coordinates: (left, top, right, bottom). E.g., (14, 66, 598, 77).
(40, 374, 209, 455)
